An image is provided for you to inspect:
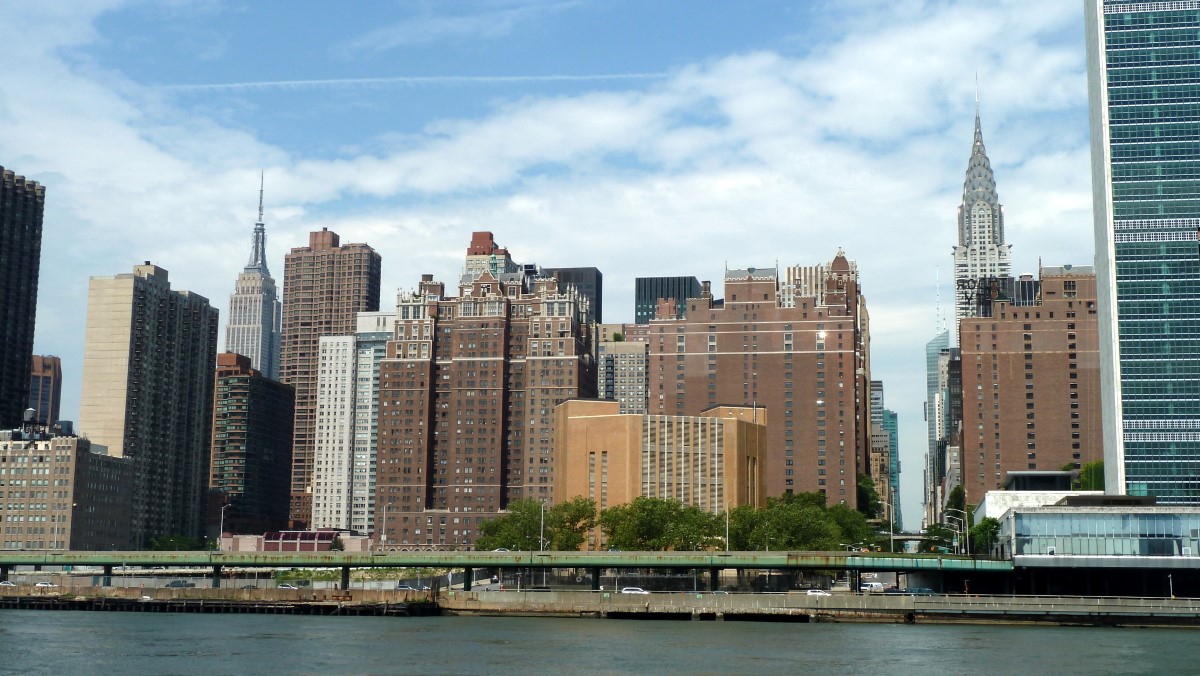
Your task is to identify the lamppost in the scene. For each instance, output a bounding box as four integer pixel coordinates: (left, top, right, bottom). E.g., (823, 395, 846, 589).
(945, 515, 965, 556)
(218, 503, 231, 552)
(381, 503, 390, 549)
(725, 504, 731, 553)
(946, 508, 971, 557)
(539, 500, 547, 586)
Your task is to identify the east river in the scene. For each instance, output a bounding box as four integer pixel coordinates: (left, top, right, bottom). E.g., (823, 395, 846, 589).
(0, 610, 1193, 675)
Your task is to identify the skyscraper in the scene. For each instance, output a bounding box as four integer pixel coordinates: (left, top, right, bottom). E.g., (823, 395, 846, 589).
(225, 178, 282, 380)
(0, 166, 44, 429)
(79, 263, 219, 546)
(281, 228, 381, 527)
(1087, 2, 1200, 501)
(28, 355, 62, 427)
(953, 111, 1013, 323)
(544, 267, 603, 323)
(210, 352, 294, 536)
(375, 234, 594, 548)
(634, 276, 701, 324)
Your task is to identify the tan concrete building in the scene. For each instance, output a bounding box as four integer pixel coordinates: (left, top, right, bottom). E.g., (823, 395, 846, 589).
(554, 400, 764, 531)
(280, 228, 381, 528)
(0, 428, 132, 550)
(79, 263, 218, 546)
(958, 265, 1102, 507)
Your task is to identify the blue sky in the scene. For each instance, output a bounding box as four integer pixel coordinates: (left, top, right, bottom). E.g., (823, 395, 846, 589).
(0, 0, 1093, 528)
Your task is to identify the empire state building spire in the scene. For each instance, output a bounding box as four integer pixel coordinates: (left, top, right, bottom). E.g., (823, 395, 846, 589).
(246, 172, 270, 275)
(953, 106, 1012, 323)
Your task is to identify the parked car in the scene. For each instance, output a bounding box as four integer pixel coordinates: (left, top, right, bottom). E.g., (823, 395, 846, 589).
(492, 548, 510, 552)
(34, 582, 57, 588)
(805, 589, 832, 596)
(620, 587, 650, 595)
(277, 583, 299, 590)
(164, 580, 195, 588)
(0, 581, 16, 587)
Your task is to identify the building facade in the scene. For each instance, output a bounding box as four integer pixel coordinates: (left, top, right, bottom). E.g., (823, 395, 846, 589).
(0, 166, 44, 429)
(1087, 1, 1200, 502)
(28, 355, 61, 427)
(544, 267, 603, 324)
(310, 312, 394, 534)
(953, 112, 1013, 323)
(79, 263, 219, 546)
(374, 234, 595, 548)
(210, 352, 294, 537)
(0, 427, 133, 551)
(634, 276, 702, 325)
(224, 180, 282, 380)
(597, 340, 649, 414)
(640, 252, 872, 506)
(957, 265, 1103, 507)
(555, 399, 764, 548)
(280, 228, 381, 527)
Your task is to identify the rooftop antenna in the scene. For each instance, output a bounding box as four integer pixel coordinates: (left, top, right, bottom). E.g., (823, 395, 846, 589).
(257, 171, 264, 225)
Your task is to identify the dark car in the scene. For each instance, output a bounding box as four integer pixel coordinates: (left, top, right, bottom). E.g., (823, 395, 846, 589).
(904, 587, 936, 595)
(164, 580, 195, 588)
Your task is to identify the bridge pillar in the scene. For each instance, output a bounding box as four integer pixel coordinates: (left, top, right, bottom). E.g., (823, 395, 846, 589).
(212, 565, 223, 589)
(709, 568, 720, 592)
(341, 566, 351, 591)
(102, 565, 113, 587)
(591, 567, 600, 591)
(0, 565, 8, 583)
(464, 567, 473, 591)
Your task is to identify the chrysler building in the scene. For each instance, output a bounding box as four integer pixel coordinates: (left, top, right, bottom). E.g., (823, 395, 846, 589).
(952, 110, 1012, 322)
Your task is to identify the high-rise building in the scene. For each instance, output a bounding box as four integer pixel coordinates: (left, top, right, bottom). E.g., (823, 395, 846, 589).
(0, 425, 133, 551)
(953, 111, 1013, 323)
(281, 228, 381, 528)
(210, 353, 294, 537)
(79, 263, 219, 546)
(883, 409, 900, 529)
(555, 399, 765, 548)
(640, 252, 872, 506)
(1087, 1, 1200, 502)
(958, 265, 1103, 507)
(597, 340, 648, 414)
(923, 330, 950, 525)
(0, 166, 44, 429)
(544, 267, 603, 324)
(310, 311, 394, 533)
(225, 179, 282, 380)
(634, 276, 701, 325)
(375, 234, 594, 548)
(28, 355, 62, 427)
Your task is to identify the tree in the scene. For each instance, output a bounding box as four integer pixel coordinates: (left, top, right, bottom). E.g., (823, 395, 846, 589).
(828, 503, 877, 548)
(856, 474, 882, 519)
(945, 485, 965, 517)
(545, 496, 598, 551)
(1077, 461, 1104, 491)
(969, 517, 1001, 555)
(917, 523, 955, 553)
(329, 535, 345, 551)
(600, 497, 721, 550)
(474, 499, 544, 551)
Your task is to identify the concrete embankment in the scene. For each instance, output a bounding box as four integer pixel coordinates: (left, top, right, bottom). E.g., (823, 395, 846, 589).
(4, 586, 1200, 627)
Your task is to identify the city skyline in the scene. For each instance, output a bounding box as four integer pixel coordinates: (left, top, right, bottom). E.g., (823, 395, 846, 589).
(0, 2, 1094, 526)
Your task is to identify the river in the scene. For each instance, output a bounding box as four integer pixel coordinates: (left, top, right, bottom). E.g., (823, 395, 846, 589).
(0, 610, 1191, 675)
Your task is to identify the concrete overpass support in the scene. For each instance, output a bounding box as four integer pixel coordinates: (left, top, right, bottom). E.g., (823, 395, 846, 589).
(211, 565, 223, 589)
(341, 566, 351, 591)
(710, 568, 720, 591)
(464, 567, 473, 591)
(591, 567, 600, 591)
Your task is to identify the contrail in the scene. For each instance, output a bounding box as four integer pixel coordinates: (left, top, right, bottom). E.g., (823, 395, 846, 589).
(160, 73, 667, 92)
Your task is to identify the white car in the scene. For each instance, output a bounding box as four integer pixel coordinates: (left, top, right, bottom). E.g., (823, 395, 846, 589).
(620, 587, 650, 594)
(0, 581, 15, 587)
(806, 589, 832, 596)
(34, 582, 57, 588)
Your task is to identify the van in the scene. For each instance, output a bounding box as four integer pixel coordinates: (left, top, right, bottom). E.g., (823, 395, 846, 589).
(859, 582, 885, 593)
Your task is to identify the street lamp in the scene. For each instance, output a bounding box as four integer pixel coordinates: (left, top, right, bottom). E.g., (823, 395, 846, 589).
(381, 503, 391, 549)
(945, 515, 965, 555)
(539, 501, 547, 586)
(945, 508, 971, 557)
(218, 503, 231, 551)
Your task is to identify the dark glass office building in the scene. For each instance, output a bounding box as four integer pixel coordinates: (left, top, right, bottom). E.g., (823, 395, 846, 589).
(1088, 1, 1200, 501)
(634, 276, 701, 325)
(0, 166, 44, 429)
(544, 267, 603, 323)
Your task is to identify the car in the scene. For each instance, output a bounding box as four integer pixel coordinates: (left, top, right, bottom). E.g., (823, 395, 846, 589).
(396, 584, 416, 591)
(710, 590, 730, 595)
(34, 582, 57, 588)
(490, 575, 499, 583)
(904, 587, 936, 596)
(620, 587, 650, 595)
(164, 580, 195, 588)
(0, 581, 15, 587)
(492, 548, 510, 552)
(277, 583, 299, 590)
(805, 589, 832, 596)
(240, 584, 257, 590)
(859, 582, 885, 592)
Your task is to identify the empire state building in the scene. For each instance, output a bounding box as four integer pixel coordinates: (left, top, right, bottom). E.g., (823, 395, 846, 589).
(952, 111, 1013, 322)
(225, 178, 282, 379)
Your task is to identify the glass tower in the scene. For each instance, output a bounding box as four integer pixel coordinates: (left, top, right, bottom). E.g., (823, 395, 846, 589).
(1088, 1, 1200, 501)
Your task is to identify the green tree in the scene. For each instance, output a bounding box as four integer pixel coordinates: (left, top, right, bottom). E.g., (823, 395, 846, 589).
(969, 517, 1001, 555)
(945, 485, 965, 516)
(1077, 461, 1104, 491)
(828, 503, 878, 548)
(856, 475, 882, 519)
(474, 499, 545, 551)
(917, 523, 955, 553)
(545, 496, 598, 551)
(329, 535, 345, 551)
(600, 497, 721, 550)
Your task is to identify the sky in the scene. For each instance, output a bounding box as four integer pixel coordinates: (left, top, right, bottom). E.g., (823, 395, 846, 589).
(0, 0, 1094, 529)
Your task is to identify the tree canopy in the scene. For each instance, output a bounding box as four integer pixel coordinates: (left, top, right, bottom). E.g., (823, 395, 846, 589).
(855, 475, 882, 519)
(474, 497, 597, 551)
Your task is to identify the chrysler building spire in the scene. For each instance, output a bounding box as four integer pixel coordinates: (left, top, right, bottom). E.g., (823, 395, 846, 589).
(953, 105, 1013, 324)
